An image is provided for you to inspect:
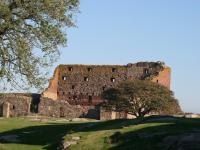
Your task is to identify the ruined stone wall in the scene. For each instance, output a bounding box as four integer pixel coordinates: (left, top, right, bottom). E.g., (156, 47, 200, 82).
(100, 108, 128, 120)
(0, 94, 31, 117)
(38, 98, 100, 119)
(152, 67, 171, 89)
(56, 64, 129, 105)
(0, 104, 3, 117)
(43, 62, 168, 106)
(42, 67, 59, 100)
(100, 109, 113, 120)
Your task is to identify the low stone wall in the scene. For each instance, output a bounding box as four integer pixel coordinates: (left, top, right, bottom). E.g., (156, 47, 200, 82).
(0, 94, 31, 117)
(100, 108, 129, 120)
(39, 98, 100, 119)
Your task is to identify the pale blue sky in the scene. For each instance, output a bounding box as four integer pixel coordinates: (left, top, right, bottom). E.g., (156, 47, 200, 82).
(55, 0, 200, 113)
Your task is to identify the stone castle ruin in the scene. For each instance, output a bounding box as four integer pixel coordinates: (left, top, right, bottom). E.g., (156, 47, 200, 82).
(0, 62, 172, 119)
(43, 62, 170, 104)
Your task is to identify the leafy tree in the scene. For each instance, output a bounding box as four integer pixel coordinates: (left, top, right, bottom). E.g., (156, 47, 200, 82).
(0, 0, 79, 91)
(102, 80, 182, 118)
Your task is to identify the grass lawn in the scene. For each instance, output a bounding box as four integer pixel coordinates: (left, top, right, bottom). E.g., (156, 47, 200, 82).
(1, 117, 200, 150)
(0, 118, 85, 150)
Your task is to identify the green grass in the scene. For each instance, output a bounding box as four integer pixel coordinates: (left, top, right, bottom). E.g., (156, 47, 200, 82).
(1, 117, 200, 150)
(0, 118, 84, 150)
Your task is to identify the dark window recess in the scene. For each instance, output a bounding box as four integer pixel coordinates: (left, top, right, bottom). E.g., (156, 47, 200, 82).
(156, 80, 159, 83)
(111, 78, 115, 82)
(68, 67, 73, 71)
(72, 85, 75, 89)
(144, 69, 149, 74)
(102, 86, 106, 91)
(84, 77, 89, 81)
(62, 76, 67, 80)
(63, 92, 65, 95)
(88, 96, 92, 103)
(13, 105, 15, 110)
(73, 95, 77, 100)
(88, 68, 92, 72)
(60, 107, 65, 117)
(112, 68, 117, 72)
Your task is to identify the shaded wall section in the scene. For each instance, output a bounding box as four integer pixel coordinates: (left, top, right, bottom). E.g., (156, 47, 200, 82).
(38, 98, 100, 119)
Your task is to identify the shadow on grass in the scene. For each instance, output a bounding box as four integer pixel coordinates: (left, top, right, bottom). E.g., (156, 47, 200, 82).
(0, 118, 139, 149)
(0, 116, 200, 150)
(108, 117, 200, 150)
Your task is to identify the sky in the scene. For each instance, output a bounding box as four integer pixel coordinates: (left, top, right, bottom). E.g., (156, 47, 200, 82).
(54, 0, 200, 113)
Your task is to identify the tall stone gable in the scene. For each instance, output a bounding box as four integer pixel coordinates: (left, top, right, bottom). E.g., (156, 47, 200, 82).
(42, 62, 171, 105)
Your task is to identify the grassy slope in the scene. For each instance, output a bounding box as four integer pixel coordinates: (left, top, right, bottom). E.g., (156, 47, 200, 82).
(63, 117, 200, 150)
(0, 118, 82, 150)
(0, 118, 45, 150)
(0, 117, 200, 150)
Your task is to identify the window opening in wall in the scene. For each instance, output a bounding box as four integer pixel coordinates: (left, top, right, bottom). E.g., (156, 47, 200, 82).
(62, 76, 67, 80)
(111, 78, 115, 82)
(13, 105, 15, 110)
(88, 95, 92, 103)
(144, 68, 149, 74)
(88, 67, 92, 72)
(84, 77, 89, 81)
(60, 107, 65, 117)
(73, 95, 77, 100)
(112, 68, 116, 72)
(72, 85, 75, 89)
(156, 80, 159, 83)
(68, 67, 73, 71)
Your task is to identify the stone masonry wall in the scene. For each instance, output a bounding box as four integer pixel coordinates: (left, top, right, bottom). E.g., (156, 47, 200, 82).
(43, 62, 168, 106)
(39, 98, 100, 119)
(0, 94, 31, 117)
(152, 67, 171, 89)
(42, 67, 59, 100)
(100, 108, 128, 120)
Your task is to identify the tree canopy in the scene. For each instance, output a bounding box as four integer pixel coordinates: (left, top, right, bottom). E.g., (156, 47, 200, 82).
(0, 0, 79, 91)
(102, 80, 182, 118)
